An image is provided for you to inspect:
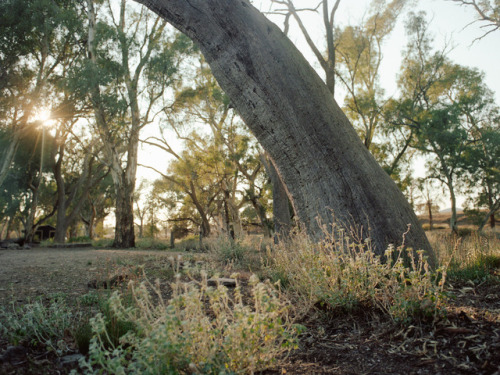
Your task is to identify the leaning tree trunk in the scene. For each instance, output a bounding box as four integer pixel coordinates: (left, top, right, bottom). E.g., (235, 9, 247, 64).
(135, 0, 435, 264)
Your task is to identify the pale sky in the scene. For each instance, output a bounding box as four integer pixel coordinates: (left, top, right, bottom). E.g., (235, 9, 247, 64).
(136, 0, 499, 210)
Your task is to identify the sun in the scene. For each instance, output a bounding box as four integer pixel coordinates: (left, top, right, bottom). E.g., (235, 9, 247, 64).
(34, 108, 51, 125)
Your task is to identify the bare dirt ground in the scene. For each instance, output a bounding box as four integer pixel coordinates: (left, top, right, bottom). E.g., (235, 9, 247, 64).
(0, 247, 176, 305)
(0, 246, 500, 374)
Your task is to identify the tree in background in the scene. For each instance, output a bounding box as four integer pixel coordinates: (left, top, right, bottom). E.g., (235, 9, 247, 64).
(415, 178, 442, 231)
(387, 11, 499, 233)
(0, 0, 84, 189)
(81, 0, 193, 247)
(450, 0, 500, 40)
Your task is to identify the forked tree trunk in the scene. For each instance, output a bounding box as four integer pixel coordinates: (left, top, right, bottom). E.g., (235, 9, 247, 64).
(135, 0, 435, 264)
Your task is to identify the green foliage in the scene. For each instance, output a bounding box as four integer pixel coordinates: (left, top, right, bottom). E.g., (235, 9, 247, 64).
(173, 234, 200, 251)
(135, 237, 171, 250)
(209, 236, 250, 266)
(429, 231, 500, 283)
(265, 230, 447, 323)
(76, 275, 301, 374)
(69, 236, 92, 243)
(92, 238, 114, 248)
(0, 299, 75, 354)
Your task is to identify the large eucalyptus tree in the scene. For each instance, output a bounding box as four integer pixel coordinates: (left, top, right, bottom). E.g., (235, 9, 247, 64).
(134, 0, 435, 262)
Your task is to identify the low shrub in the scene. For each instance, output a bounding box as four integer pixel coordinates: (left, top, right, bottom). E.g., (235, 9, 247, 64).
(136, 237, 171, 250)
(429, 232, 500, 283)
(265, 229, 447, 323)
(69, 236, 92, 243)
(76, 275, 302, 374)
(0, 299, 76, 354)
(174, 234, 200, 251)
(208, 236, 251, 267)
(92, 238, 114, 248)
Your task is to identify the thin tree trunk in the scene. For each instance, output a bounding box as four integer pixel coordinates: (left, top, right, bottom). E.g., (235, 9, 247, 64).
(0, 132, 20, 188)
(478, 199, 500, 232)
(136, 0, 435, 264)
(427, 201, 433, 231)
(5, 217, 13, 240)
(448, 181, 458, 234)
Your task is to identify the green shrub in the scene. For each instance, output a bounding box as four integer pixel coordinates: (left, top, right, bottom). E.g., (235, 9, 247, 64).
(457, 228, 474, 237)
(69, 236, 92, 243)
(0, 299, 76, 354)
(92, 238, 114, 248)
(73, 320, 93, 355)
(76, 275, 302, 374)
(209, 236, 250, 266)
(174, 234, 200, 251)
(429, 232, 500, 283)
(136, 237, 171, 250)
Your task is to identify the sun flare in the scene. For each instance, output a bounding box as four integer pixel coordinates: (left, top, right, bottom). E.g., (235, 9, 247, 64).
(34, 109, 51, 125)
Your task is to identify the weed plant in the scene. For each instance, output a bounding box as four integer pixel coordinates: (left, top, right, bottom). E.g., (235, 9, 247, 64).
(0, 299, 76, 355)
(76, 274, 302, 374)
(428, 231, 500, 283)
(207, 235, 264, 272)
(92, 238, 114, 248)
(136, 237, 171, 250)
(265, 228, 448, 323)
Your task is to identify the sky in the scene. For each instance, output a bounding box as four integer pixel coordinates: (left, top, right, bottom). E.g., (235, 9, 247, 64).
(136, 0, 500, 210)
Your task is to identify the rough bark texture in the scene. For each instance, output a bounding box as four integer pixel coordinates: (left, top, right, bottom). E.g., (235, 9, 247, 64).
(113, 178, 136, 248)
(262, 154, 293, 238)
(268, 159, 293, 239)
(135, 0, 434, 262)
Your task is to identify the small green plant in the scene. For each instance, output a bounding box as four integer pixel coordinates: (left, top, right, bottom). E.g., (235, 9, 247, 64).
(0, 299, 76, 354)
(174, 234, 200, 251)
(209, 236, 250, 267)
(69, 236, 92, 243)
(79, 291, 100, 306)
(92, 238, 114, 247)
(73, 320, 93, 355)
(77, 274, 302, 374)
(136, 237, 171, 250)
(40, 238, 55, 246)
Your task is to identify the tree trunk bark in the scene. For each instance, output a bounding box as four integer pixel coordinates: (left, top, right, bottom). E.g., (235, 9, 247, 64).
(264, 155, 293, 239)
(448, 180, 458, 234)
(113, 178, 136, 247)
(136, 0, 435, 263)
(427, 201, 433, 231)
(0, 132, 20, 188)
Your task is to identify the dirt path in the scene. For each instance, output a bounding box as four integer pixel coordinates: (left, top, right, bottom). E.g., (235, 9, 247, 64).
(0, 247, 176, 304)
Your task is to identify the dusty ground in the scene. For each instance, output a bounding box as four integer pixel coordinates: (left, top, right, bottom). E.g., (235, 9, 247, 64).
(0, 246, 500, 374)
(0, 247, 177, 305)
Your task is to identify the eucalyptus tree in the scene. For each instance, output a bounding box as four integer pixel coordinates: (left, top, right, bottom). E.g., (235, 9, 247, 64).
(83, 0, 192, 247)
(454, 69, 500, 230)
(387, 12, 499, 233)
(51, 120, 109, 243)
(335, 0, 407, 152)
(134, 0, 434, 261)
(269, 0, 341, 96)
(167, 60, 272, 237)
(450, 0, 500, 40)
(80, 173, 114, 239)
(146, 134, 224, 238)
(0, 0, 85, 189)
